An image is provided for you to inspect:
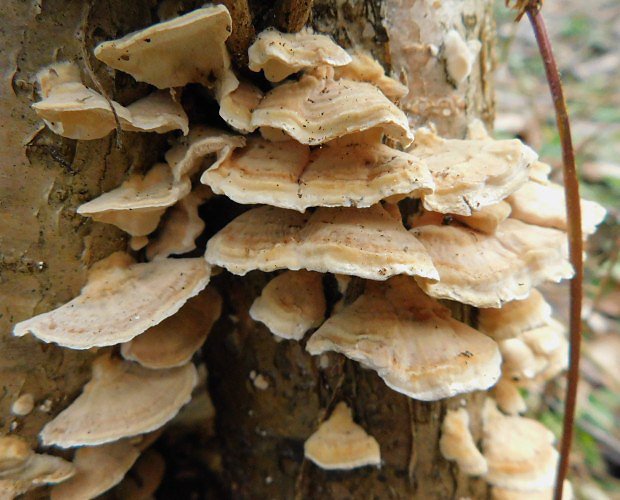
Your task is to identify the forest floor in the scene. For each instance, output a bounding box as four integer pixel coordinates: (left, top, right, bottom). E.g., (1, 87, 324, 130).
(494, 0, 620, 497)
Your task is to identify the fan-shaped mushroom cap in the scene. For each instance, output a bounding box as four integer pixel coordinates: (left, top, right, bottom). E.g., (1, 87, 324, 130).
(121, 288, 222, 369)
(218, 81, 263, 133)
(205, 205, 438, 281)
(165, 126, 246, 181)
(492, 379, 526, 415)
(33, 64, 188, 140)
(251, 72, 414, 146)
(304, 402, 381, 470)
(439, 407, 488, 475)
(482, 400, 559, 491)
(13, 252, 211, 349)
(409, 127, 537, 216)
(248, 28, 351, 82)
(201, 132, 434, 211)
(333, 51, 408, 101)
(412, 220, 573, 308)
(94, 5, 234, 90)
(249, 271, 326, 340)
(0, 436, 32, 472)
(478, 289, 552, 341)
(507, 181, 607, 236)
(146, 186, 211, 260)
(306, 277, 501, 400)
(40, 355, 198, 448)
(50, 441, 140, 500)
(521, 321, 565, 356)
(499, 338, 546, 381)
(452, 201, 512, 235)
(528, 161, 553, 184)
(113, 449, 166, 499)
(77, 163, 191, 236)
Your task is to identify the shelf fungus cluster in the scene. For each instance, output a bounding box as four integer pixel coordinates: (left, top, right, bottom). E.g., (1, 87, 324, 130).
(12, 4, 607, 498)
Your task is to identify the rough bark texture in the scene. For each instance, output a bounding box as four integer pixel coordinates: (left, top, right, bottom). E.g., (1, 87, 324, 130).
(0, 0, 495, 498)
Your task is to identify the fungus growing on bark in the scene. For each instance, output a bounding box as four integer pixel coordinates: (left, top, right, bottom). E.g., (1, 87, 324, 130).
(248, 29, 351, 82)
(49, 441, 140, 499)
(249, 271, 326, 340)
(492, 379, 527, 415)
(218, 81, 263, 133)
(409, 127, 537, 215)
(13, 252, 211, 349)
(113, 449, 166, 499)
(11, 394, 35, 417)
(201, 132, 434, 211)
(40, 355, 197, 448)
(304, 402, 381, 470)
(121, 288, 222, 369)
(77, 163, 191, 237)
(443, 30, 481, 85)
(306, 277, 501, 400)
(205, 205, 438, 280)
(439, 407, 488, 475)
(451, 201, 512, 234)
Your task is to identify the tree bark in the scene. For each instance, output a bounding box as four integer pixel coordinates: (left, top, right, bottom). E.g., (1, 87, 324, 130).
(0, 0, 495, 498)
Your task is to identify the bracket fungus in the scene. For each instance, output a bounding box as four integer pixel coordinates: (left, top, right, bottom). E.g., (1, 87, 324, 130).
(439, 407, 488, 476)
(306, 277, 501, 400)
(303, 402, 381, 470)
(249, 271, 326, 340)
(40, 355, 197, 448)
(13, 253, 211, 349)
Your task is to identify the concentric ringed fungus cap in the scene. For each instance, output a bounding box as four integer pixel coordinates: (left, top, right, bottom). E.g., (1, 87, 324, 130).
(303, 402, 381, 470)
(409, 127, 537, 215)
(40, 355, 198, 448)
(306, 277, 501, 400)
(13, 252, 211, 349)
(249, 271, 326, 340)
(251, 72, 414, 146)
(439, 407, 488, 476)
(248, 28, 352, 82)
(94, 5, 234, 90)
(77, 163, 191, 237)
(205, 205, 438, 281)
(50, 441, 140, 500)
(121, 288, 222, 369)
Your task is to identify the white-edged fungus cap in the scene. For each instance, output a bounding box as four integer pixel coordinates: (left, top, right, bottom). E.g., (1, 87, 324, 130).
(251, 72, 414, 146)
(77, 163, 191, 237)
(248, 28, 352, 82)
(306, 277, 501, 400)
(439, 407, 488, 476)
(121, 287, 222, 369)
(482, 399, 559, 491)
(478, 289, 553, 341)
(409, 127, 537, 216)
(50, 440, 140, 500)
(249, 270, 326, 340)
(205, 205, 438, 281)
(13, 252, 211, 349)
(304, 402, 381, 470)
(201, 132, 434, 211)
(40, 355, 198, 448)
(218, 81, 263, 133)
(94, 5, 234, 90)
(411, 219, 573, 308)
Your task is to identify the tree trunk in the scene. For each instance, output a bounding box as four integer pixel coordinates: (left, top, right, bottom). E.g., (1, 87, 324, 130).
(0, 0, 495, 498)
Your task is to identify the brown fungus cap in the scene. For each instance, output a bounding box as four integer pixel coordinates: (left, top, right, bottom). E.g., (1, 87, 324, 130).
(113, 449, 166, 500)
(306, 277, 501, 400)
(201, 132, 434, 211)
(121, 288, 222, 369)
(248, 28, 352, 82)
(77, 163, 191, 237)
(478, 289, 553, 341)
(303, 402, 381, 470)
(205, 205, 438, 281)
(50, 441, 140, 500)
(251, 72, 414, 146)
(94, 5, 234, 90)
(249, 271, 326, 341)
(218, 81, 263, 133)
(13, 252, 211, 349)
(409, 127, 537, 216)
(507, 180, 606, 236)
(439, 407, 488, 476)
(333, 50, 409, 102)
(411, 220, 573, 308)
(33, 64, 188, 140)
(482, 400, 559, 491)
(40, 355, 198, 448)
